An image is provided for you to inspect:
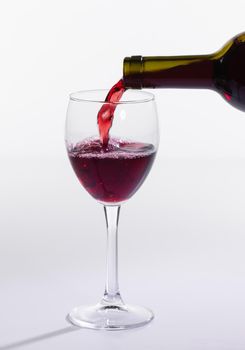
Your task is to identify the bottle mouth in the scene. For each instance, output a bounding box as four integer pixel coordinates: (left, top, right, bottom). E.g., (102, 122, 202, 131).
(123, 56, 143, 89)
(69, 89, 154, 104)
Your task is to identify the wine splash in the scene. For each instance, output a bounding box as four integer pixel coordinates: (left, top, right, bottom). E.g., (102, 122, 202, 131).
(97, 79, 126, 147)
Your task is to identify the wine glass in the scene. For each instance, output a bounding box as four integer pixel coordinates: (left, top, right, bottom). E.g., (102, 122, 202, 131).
(65, 89, 159, 330)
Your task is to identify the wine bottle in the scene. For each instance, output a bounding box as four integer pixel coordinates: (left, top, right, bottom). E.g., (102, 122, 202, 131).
(123, 32, 245, 111)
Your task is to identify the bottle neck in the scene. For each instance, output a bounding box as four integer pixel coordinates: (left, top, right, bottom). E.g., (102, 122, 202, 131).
(123, 55, 216, 90)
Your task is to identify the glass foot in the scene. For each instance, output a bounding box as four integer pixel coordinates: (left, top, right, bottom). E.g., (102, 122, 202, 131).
(67, 300, 154, 330)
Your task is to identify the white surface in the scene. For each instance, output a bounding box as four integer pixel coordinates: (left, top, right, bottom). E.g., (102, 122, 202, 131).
(1, 0, 245, 348)
(1, 156, 245, 349)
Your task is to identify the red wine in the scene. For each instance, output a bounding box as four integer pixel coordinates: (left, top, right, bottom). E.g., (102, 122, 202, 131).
(68, 138, 156, 203)
(123, 32, 245, 111)
(97, 79, 126, 147)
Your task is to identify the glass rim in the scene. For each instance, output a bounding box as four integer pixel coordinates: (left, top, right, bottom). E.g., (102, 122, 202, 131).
(69, 89, 155, 104)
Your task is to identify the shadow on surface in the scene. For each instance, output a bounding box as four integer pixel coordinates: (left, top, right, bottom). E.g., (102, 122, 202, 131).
(0, 326, 78, 349)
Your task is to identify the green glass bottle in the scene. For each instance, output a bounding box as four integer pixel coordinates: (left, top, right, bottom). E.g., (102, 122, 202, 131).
(123, 32, 245, 111)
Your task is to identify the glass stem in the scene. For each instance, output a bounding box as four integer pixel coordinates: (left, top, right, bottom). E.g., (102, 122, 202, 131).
(102, 205, 123, 305)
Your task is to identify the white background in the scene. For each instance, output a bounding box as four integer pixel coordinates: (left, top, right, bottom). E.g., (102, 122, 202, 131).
(1, 0, 245, 349)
